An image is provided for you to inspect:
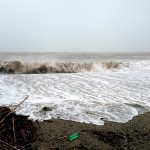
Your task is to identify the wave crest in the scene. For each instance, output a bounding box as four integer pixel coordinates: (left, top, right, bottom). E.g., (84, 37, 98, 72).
(0, 60, 120, 74)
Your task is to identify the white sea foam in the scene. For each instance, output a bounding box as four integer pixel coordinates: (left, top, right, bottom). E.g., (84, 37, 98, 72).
(0, 68, 150, 125)
(0, 53, 150, 125)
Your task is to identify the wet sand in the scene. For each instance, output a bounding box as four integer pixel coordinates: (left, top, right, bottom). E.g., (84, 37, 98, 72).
(33, 112, 150, 150)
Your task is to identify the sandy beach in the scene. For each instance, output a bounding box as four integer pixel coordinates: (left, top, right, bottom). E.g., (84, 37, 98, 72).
(33, 112, 150, 150)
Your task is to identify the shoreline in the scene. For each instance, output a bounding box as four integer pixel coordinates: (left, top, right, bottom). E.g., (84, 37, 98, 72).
(33, 112, 150, 150)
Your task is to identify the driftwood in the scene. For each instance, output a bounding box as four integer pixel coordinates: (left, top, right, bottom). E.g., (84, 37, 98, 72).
(0, 140, 19, 150)
(0, 96, 29, 124)
(12, 117, 16, 146)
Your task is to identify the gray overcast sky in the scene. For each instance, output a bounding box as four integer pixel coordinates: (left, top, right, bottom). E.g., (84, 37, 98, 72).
(0, 0, 150, 52)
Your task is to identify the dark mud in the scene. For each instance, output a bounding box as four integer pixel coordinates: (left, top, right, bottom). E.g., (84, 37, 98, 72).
(33, 112, 150, 150)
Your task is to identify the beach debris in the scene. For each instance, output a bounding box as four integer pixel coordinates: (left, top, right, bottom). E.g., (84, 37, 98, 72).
(0, 96, 29, 124)
(0, 97, 37, 150)
(68, 133, 79, 141)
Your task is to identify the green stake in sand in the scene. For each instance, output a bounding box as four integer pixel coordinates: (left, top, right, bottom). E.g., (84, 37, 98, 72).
(68, 133, 79, 141)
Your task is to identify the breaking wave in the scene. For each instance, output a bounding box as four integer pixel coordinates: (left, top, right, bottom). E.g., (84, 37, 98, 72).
(0, 60, 120, 74)
(0, 60, 150, 74)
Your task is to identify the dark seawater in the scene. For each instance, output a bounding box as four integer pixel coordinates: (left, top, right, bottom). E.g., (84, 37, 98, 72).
(0, 52, 150, 62)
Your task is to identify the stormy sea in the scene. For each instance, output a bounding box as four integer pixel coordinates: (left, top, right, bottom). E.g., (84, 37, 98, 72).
(0, 52, 150, 125)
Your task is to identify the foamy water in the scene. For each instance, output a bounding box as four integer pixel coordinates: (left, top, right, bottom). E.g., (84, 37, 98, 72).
(0, 53, 150, 125)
